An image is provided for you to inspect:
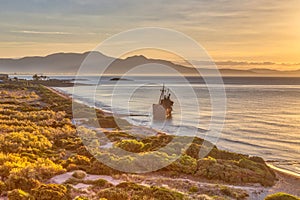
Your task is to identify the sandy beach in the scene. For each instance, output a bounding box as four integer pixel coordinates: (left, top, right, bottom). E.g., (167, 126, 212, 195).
(265, 169, 300, 197)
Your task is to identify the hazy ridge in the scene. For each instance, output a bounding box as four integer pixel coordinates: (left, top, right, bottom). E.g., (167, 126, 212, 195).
(0, 51, 299, 76)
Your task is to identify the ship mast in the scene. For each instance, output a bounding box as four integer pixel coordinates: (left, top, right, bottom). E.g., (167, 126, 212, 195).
(158, 84, 165, 104)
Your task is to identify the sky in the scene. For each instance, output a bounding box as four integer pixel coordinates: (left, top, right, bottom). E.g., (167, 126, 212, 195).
(0, 0, 299, 70)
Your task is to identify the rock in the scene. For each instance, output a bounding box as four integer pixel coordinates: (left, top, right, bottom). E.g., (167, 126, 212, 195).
(72, 170, 87, 179)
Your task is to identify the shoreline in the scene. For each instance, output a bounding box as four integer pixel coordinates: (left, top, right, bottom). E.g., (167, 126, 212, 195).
(48, 86, 114, 117)
(0, 82, 298, 199)
(267, 163, 300, 179)
(46, 85, 300, 198)
(49, 86, 300, 178)
(265, 167, 300, 197)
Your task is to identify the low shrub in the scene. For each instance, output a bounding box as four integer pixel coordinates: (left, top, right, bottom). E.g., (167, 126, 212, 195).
(220, 185, 248, 199)
(185, 143, 201, 159)
(55, 136, 82, 151)
(151, 186, 185, 200)
(31, 184, 71, 200)
(264, 192, 300, 200)
(76, 146, 93, 158)
(87, 160, 115, 175)
(0, 180, 6, 194)
(195, 157, 276, 186)
(97, 188, 129, 200)
(116, 139, 145, 153)
(0, 131, 52, 154)
(85, 178, 111, 188)
(195, 194, 213, 200)
(74, 197, 90, 200)
(0, 153, 65, 181)
(8, 189, 32, 200)
(141, 134, 174, 151)
(116, 182, 144, 189)
(5, 174, 40, 192)
(63, 177, 82, 185)
(115, 182, 186, 200)
(104, 131, 135, 142)
(207, 147, 246, 161)
(11, 158, 65, 181)
(65, 177, 112, 189)
(189, 186, 199, 193)
(166, 154, 197, 174)
(63, 154, 91, 171)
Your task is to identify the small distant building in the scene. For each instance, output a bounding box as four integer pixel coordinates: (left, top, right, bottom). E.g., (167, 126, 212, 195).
(0, 74, 8, 81)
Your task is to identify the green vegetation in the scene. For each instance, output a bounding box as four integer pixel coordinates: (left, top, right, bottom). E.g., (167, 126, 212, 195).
(116, 139, 145, 153)
(264, 192, 300, 200)
(0, 131, 52, 154)
(166, 154, 198, 174)
(74, 197, 90, 200)
(62, 154, 91, 171)
(219, 185, 248, 199)
(188, 186, 198, 193)
(97, 182, 187, 200)
(195, 156, 276, 186)
(0, 82, 295, 200)
(5, 175, 40, 192)
(31, 184, 71, 200)
(64, 176, 112, 189)
(8, 189, 32, 200)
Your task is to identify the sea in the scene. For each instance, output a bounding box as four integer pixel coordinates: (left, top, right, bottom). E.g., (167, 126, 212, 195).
(15, 75, 300, 176)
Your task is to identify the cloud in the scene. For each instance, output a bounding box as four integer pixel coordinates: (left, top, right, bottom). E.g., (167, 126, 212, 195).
(215, 61, 300, 67)
(0, 0, 299, 62)
(179, 60, 300, 67)
(11, 30, 72, 35)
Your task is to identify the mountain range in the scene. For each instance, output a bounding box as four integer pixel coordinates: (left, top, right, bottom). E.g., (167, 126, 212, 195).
(0, 51, 299, 76)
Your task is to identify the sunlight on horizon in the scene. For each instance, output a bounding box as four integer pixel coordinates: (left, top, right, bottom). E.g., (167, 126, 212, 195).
(0, 0, 300, 71)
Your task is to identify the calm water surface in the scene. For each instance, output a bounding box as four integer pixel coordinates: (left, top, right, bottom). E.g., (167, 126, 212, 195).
(17, 75, 299, 175)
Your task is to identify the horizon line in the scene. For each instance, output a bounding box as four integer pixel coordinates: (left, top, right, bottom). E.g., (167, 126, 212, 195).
(1, 51, 300, 70)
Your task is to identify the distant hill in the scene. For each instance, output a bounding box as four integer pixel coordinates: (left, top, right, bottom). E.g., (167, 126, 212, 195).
(0, 51, 299, 76)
